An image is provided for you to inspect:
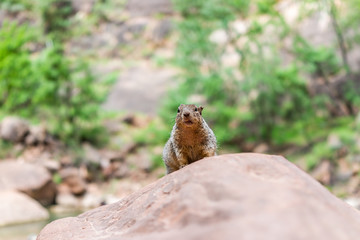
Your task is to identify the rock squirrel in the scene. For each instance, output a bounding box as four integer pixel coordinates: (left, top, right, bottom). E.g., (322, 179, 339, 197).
(162, 104, 217, 174)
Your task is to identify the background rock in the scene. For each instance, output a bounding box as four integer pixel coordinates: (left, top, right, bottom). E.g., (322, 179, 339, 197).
(71, 0, 95, 14)
(0, 190, 49, 227)
(56, 186, 81, 209)
(0, 116, 29, 142)
(0, 160, 56, 206)
(37, 154, 360, 240)
(311, 160, 334, 185)
(327, 133, 342, 149)
(102, 61, 176, 115)
(126, 148, 152, 172)
(126, 0, 173, 16)
(59, 167, 87, 196)
(151, 19, 173, 44)
(55, 183, 103, 211)
(25, 125, 49, 146)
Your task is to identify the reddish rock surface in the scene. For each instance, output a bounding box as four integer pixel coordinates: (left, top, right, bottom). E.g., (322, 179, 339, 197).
(0, 160, 56, 206)
(37, 153, 360, 240)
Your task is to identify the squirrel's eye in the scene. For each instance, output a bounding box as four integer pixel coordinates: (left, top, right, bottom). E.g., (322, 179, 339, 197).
(194, 107, 198, 111)
(177, 108, 180, 113)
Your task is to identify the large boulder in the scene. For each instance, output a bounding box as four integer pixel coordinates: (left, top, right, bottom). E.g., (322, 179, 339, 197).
(0, 160, 56, 206)
(37, 153, 360, 240)
(0, 190, 49, 227)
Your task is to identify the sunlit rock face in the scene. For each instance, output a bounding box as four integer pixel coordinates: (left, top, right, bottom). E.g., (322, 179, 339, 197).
(37, 153, 360, 240)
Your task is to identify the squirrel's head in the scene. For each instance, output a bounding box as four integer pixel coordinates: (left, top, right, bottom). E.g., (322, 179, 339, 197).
(175, 104, 203, 128)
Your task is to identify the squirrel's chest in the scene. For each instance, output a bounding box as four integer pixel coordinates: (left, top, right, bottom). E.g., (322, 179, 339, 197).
(176, 136, 206, 162)
(183, 146, 204, 163)
(176, 131, 204, 147)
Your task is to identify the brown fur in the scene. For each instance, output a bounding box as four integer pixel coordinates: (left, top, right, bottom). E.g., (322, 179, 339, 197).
(162, 104, 217, 174)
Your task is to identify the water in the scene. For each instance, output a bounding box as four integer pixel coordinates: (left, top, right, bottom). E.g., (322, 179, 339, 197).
(0, 211, 82, 240)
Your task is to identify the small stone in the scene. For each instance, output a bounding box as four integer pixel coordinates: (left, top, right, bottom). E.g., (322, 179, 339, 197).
(82, 143, 102, 165)
(355, 136, 360, 149)
(27, 234, 37, 240)
(42, 159, 61, 173)
(327, 134, 342, 149)
(60, 156, 72, 167)
(126, 0, 173, 16)
(56, 191, 80, 208)
(122, 114, 137, 126)
(277, 0, 301, 25)
(126, 149, 152, 172)
(104, 162, 129, 179)
(50, 205, 78, 215)
(336, 146, 348, 158)
(241, 142, 256, 152)
(231, 20, 248, 35)
(221, 50, 241, 68)
(0, 116, 29, 142)
(25, 125, 48, 145)
(59, 168, 87, 196)
(352, 162, 360, 174)
(104, 194, 121, 205)
(345, 197, 360, 210)
(336, 158, 352, 181)
(152, 19, 173, 44)
(71, 0, 95, 14)
(81, 193, 102, 209)
(187, 94, 207, 106)
(253, 143, 269, 153)
(347, 175, 360, 194)
(120, 142, 138, 157)
(311, 160, 333, 185)
(209, 29, 228, 45)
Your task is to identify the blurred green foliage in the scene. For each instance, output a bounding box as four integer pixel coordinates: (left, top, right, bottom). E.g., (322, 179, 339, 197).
(35, 44, 113, 145)
(293, 37, 340, 74)
(156, 0, 360, 169)
(1, 0, 360, 173)
(0, 0, 32, 12)
(0, 1, 115, 146)
(162, 0, 249, 144)
(40, 0, 74, 40)
(0, 22, 36, 114)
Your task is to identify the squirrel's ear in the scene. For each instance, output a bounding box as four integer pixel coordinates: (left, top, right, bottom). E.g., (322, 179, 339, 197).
(199, 106, 204, 115)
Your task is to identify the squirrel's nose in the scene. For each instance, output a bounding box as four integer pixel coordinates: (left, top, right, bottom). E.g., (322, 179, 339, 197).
(183, 112, 190, 117)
